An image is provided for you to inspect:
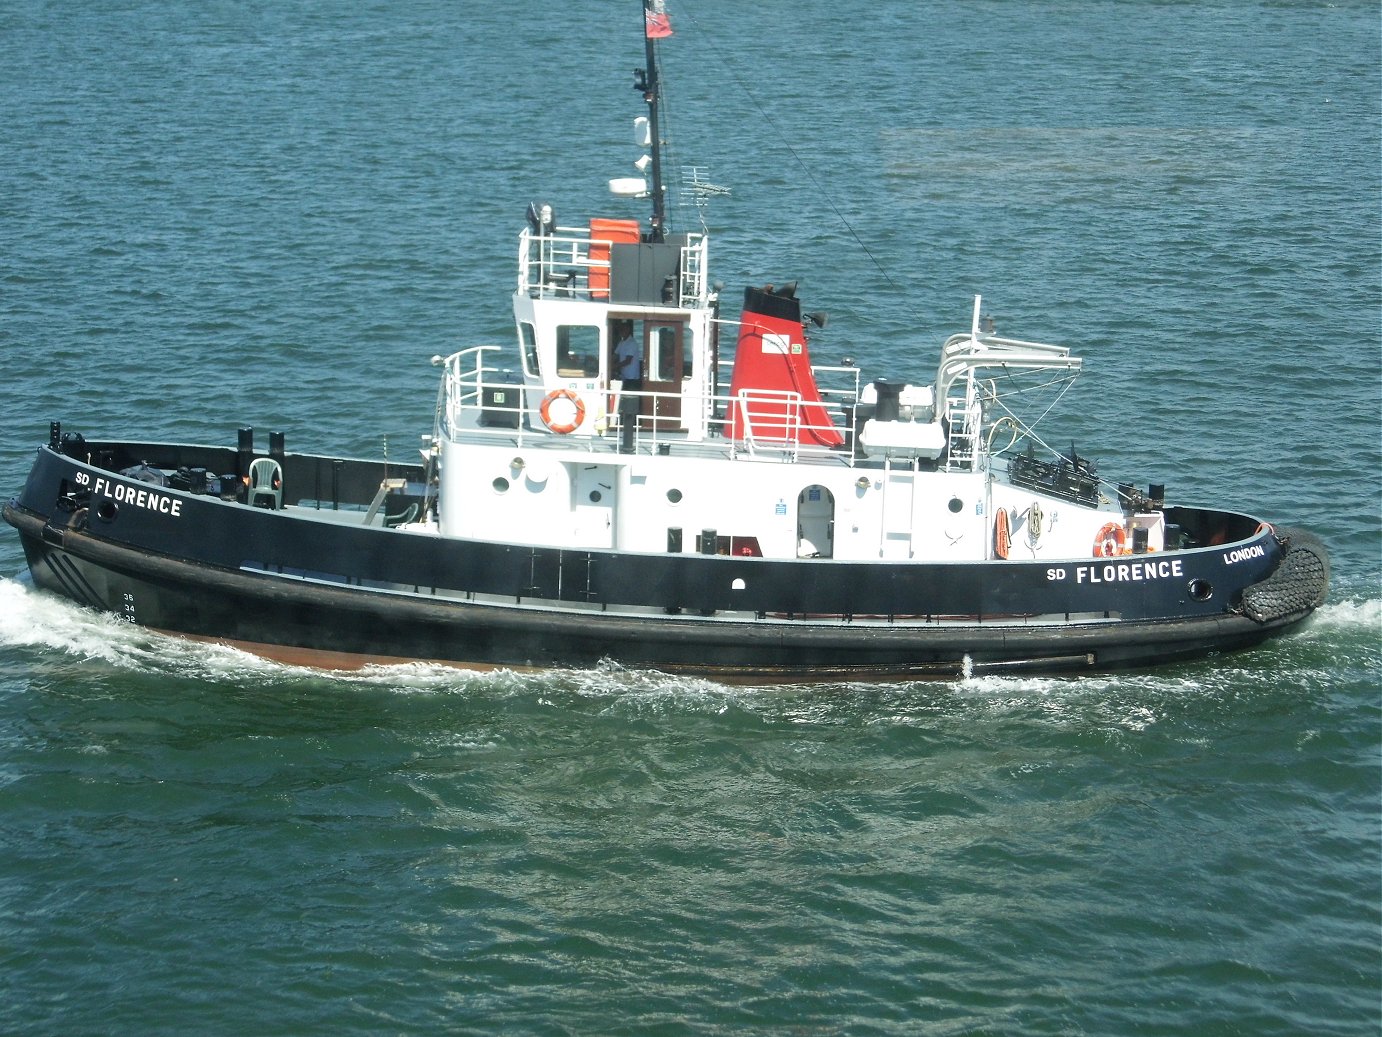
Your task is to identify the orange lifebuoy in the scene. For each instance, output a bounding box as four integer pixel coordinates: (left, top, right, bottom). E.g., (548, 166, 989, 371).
(1094, 522, 1127, 557)
(994, 508, 1011, 560)
(539, 389, 586, 434)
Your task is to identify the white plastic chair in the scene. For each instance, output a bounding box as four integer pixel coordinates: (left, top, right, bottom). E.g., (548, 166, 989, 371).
(247, 457, 283, 510)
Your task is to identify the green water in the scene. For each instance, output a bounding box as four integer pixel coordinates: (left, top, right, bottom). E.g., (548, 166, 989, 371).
(2, 1, 1378, 1033)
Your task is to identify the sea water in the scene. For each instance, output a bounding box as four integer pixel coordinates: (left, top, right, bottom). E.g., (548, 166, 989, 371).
(1, 2, 1378, 1033)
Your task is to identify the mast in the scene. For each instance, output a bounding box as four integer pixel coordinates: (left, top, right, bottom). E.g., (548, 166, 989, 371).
(639, 0, 670, 241)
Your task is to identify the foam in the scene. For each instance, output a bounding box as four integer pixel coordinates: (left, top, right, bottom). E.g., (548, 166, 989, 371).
(1307, 596, 1382, 632)
(3, 576, 1370, 704)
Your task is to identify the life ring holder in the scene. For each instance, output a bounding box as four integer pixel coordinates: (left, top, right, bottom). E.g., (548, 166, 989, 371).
(1093, 522, 1127, 557)
(539, 389, 586, 435)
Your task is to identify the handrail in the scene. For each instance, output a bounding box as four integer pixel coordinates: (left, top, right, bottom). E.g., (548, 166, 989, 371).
(517, 226, 710, 305)
(935, 331, 1081, 406)
(733, 388, 803, 460)
(437, 364, 854, 464)
(440, 346, 509, 437)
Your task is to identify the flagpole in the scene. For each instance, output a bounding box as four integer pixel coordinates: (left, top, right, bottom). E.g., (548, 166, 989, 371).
(641, 1, 667, 241)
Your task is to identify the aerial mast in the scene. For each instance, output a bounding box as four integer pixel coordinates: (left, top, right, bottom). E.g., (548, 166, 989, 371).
(638, 0, 672, 241)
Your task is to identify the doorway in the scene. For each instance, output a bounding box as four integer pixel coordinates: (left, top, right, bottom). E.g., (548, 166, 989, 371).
(797, 484, 835, 558)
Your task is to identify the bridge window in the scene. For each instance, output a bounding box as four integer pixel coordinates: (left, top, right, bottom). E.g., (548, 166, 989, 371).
(683, 327, 694, 378)
(520, 322, 539, 377)
(557, 325, 601, 378)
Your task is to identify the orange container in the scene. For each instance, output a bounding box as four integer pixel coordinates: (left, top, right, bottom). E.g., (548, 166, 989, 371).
(587, 218, 641, 298)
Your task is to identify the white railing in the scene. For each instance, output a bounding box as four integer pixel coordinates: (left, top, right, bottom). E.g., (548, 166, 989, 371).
(516, 226, 710, 305)
(436, 352, 859, 464)
(677, 235, 707, 308)
(943, 395, 978, 471)
(517, 227, 592, 299)
(436, 346, 510, 439)
(730, 388, 806, 460)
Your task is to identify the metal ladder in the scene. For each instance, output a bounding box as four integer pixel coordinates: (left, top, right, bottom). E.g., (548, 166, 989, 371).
(944, 397, 976, 470)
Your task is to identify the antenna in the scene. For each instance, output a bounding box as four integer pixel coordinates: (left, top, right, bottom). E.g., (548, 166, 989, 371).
(682, 167, 731, 200)
(680, 167, 730, 231)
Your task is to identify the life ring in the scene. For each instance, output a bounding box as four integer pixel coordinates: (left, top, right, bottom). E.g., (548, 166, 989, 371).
(539, 389, 586, 434)
(1094, 522, 1127, 557)
(994, 508, 1011, 560)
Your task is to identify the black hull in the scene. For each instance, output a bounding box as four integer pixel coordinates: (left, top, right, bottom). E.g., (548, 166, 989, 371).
(7, 513, 1313, 679)
(4, 441, 1329, 681)
(8, 534, 1327, 684)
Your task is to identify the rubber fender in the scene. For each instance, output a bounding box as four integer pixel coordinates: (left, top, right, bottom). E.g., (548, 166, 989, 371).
(1240, 528, 1330, 624)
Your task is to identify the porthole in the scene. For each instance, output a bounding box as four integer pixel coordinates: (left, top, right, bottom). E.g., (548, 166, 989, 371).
(666, 488, 683, 504)
(947, 497, 964, 514)
(492, 477, 510, 493)
(1188, 579, 1213, 602)
(589, 490, 603, 503)
(96, 500, 118, 522)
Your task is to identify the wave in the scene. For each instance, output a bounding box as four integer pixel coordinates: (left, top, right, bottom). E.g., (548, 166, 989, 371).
(2, 575, 1374, 725)
(0, 577, 748, 709)
(1306, 594, 1382, 632)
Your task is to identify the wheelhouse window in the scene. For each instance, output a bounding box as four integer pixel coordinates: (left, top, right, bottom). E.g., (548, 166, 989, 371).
(682, 326, 694, 378)
(557, 325, 601, 378)
(520, 321, 539, 378)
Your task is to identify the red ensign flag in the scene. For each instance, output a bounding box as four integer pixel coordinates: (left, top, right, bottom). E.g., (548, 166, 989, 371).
(644, 0, 673, 38)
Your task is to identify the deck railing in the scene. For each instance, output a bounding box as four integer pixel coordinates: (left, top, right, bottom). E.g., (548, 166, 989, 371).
(517, 226, 709, 307)
(436, 348, 860, 465)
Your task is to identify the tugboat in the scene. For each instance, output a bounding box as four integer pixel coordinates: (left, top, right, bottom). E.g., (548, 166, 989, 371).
(3, 2, 1328, 680)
